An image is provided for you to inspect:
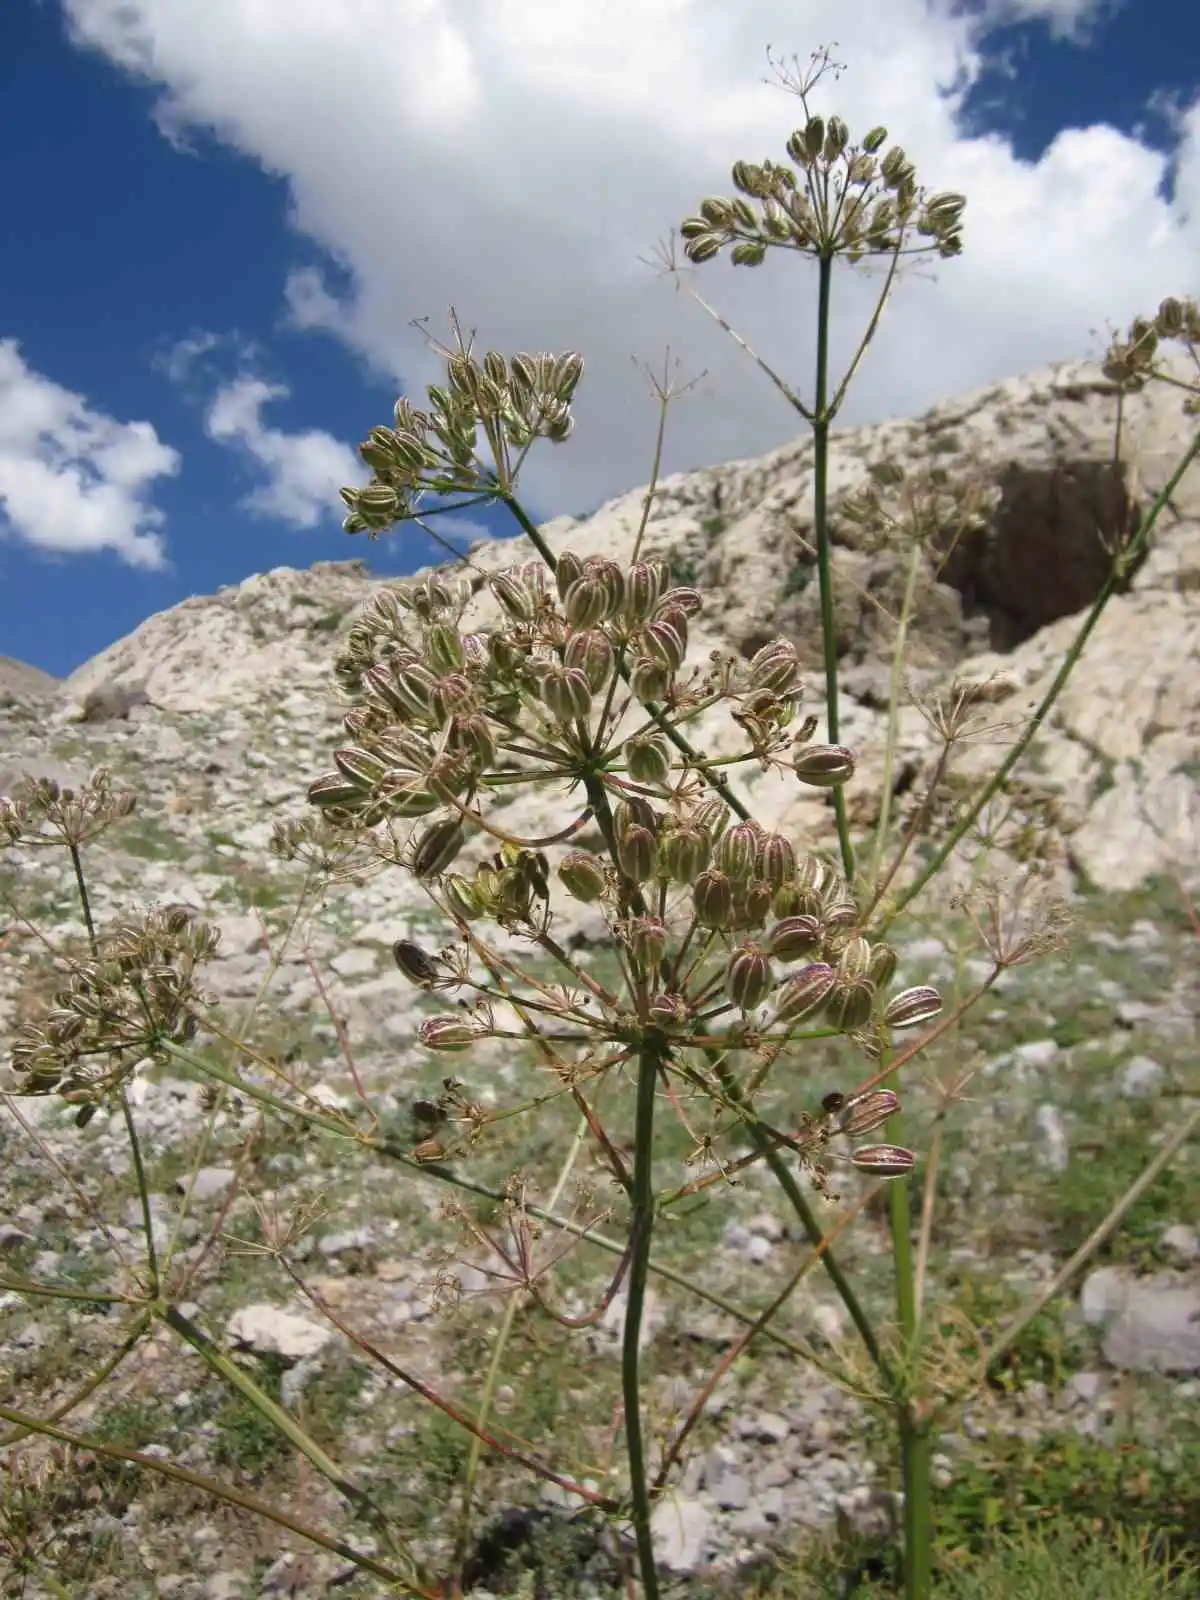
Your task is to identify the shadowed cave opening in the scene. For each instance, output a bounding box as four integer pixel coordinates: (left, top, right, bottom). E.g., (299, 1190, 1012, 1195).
(935, 458, 1145, 652)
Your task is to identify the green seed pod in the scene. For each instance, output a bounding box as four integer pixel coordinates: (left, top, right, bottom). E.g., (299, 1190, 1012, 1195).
(659, 586, 702, 618)
(693, 868, 734, 929)
(388, 659, 439, 720)
(564, 629, 615, 693)
(734, 878, 774, 930)
(837, 936, 873, 986)
(835, 1090, 900, 1138)
(363, 663, 417, 719)
(541, 666, 593, 722)
(332, 746, 389, 791)
(426, 623, 465, 675)
(749, 640, 802, 696)
(884, 986, 943, 1029)
(1156, 296, 1186, 338)
(714, 821, 759, 881)
(824, 117, 849, 161)
(431, 673, 474, 723)
(850, 1143, 914, 1177)
(552, 351, 585, 401)
(862, 125, 888, 154)
(794, 744, 857, 788)
(356, 483, 401, 523)
(308, 772, 366, 810)
(727, 944, 774, 1011)
(868, 943, 899, 990)
(491, 570, 536, 622)
(660, 821, 711, 884)
(564, 577, 609, 629)
(624, 561, 664, 623)
(590, 559, 626, 618)
(757, 833, 797, 889)
(796, 854, 827, 893)
(691, 798, 731, 842)
(642, 617, 687, 672)
(558, 851, 607, 902)
(446, 713, 496, 771)
(615, 796, 658, 836)
(461, 632, 489, 671)
(411, 819, 466, 880)
(823, 897, 860, 936)
(881, 145, 909, 185)
(418, 1016, 478, 1052)
(648, 992, 690, 1030)
(774, 963, 838, 1024)
(374, 727, 435, 771)
(554, 550, 585, 602)
(374, 776, 441, 818)
(617, 825, 658, 884)
(367, 587, 404, 628)
(630, 656, 672, 701)
(628, 915, 667, 967)
(768, 915, 823, 961)
(624, 736, 671, 787)
(442, 873, 484, 922)
(488, 634, 527, 677)
(825, 979, 876, 1033)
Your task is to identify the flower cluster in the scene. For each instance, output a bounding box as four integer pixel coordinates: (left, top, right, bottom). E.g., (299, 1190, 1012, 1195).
(304, 533, 942, 1177)
(9, 904, 217, 1113)
(0, 767, 137, 850)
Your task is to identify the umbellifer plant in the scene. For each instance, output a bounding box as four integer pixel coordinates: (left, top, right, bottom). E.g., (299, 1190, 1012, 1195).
(2, 43, 1198, 1600)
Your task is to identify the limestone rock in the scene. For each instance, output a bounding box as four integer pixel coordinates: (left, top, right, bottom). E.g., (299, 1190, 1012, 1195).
(226, 1304, 333, 1362)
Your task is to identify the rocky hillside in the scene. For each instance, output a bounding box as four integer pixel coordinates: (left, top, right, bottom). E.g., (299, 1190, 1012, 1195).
(0, 348, 1197, 1597)
(5, 342, 1197, 897)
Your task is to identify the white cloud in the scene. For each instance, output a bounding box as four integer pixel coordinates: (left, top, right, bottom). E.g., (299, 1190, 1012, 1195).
(205, 374, 360, 528)
(157, 330, 223, 386)
(62, 0, 1197, 527)
(283, 266, 344, 334)
(0, 340, 179, 568)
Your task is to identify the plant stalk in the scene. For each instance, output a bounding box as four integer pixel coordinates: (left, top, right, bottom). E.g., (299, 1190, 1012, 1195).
(811, 251, 856, 884)
(624, 1041, 663, 1599)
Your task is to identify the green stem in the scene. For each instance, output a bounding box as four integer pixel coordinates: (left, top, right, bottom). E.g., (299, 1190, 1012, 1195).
(0, 1277, 130, 1305)
(899, 1411, 934, 1600)
(67, 839, 97, 951)
(159, 1303, 403, 1560)
(715, 1060, 890, 1385)
(869, 542, 924, 891)
(881, 1052, 933, 1600)
(624, 1042, 663, 1600)
(812, 252, 855, 884)
(120, 1090, 159, 1294)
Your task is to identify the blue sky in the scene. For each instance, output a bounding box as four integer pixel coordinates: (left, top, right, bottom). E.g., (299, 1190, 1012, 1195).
(2, 0, 1196, 679)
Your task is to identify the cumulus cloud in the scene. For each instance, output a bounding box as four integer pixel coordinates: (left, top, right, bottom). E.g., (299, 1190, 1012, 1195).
(0, 339, 179, 568)
(205, 374, 360, 528)
(62, 0, 1197, 524)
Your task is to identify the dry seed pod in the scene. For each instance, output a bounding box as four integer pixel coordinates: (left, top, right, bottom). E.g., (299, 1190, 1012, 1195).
(727, 944, 774, 1011)
(393, 940, 441, 987)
